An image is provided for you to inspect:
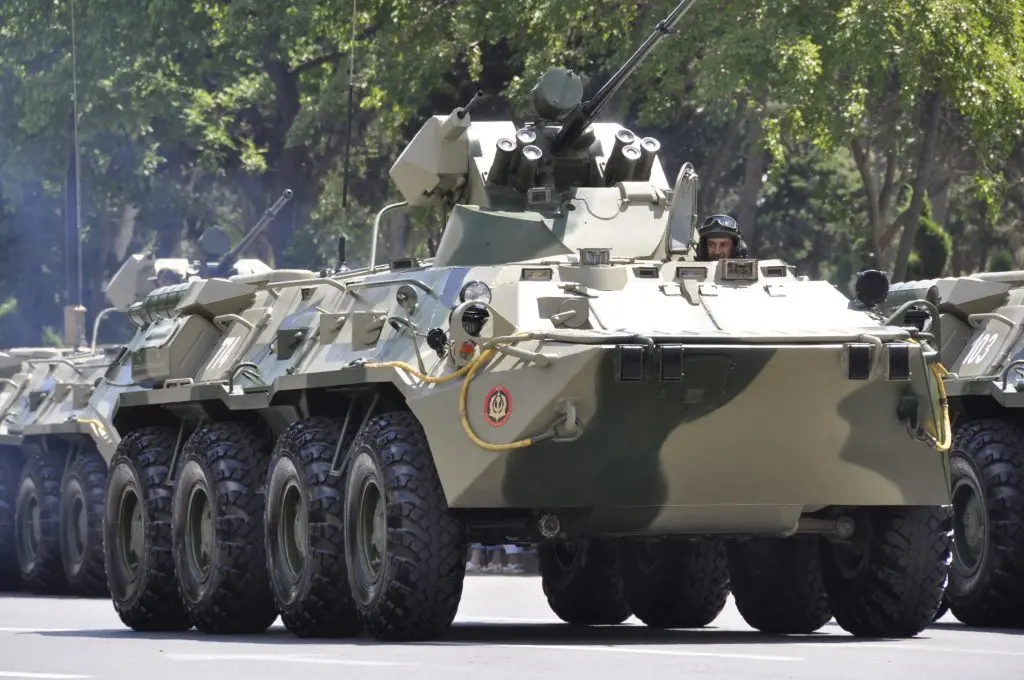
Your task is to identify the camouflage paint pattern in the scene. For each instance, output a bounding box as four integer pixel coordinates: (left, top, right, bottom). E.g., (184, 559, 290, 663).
(5, 61, 953, 542)
(102, 164, 952, 537)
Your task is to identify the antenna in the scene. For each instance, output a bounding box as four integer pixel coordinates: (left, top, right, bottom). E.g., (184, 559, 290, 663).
(64, 0, 87, 347)
(340, 0, 358, 246)
(71, 0, 83, 309)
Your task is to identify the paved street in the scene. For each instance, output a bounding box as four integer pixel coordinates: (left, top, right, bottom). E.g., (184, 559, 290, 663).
(0, 576, 1021, 680)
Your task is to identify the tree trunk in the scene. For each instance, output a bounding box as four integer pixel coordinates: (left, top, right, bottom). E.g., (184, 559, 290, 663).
(891, 91, 944, 281)
(736, 113, 766, 250)
(929, 175, 951, 230)
(698, 98, 749, 213)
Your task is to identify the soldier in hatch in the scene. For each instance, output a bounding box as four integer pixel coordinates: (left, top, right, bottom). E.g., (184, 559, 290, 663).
(154, 267, 185, 287)
(695, 214, 750, 261)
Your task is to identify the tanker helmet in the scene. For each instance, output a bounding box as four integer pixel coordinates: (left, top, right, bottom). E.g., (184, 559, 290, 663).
(696, 214, 748, 260)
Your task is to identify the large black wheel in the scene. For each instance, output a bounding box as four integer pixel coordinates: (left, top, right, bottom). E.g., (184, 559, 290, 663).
(172, 421, 278, 634)
(619, 537, 728, 628)
(265, 416, 361, 638)
(0, 451, 22, 591)
(727, 536, 831, 634)
(822, 506, 950, 637)
(60, 447, 109, 597)
(104, 426, 192, 631)
(540, 539, 631, 626)
(945, 418, 1024, 627)
(15, 449, 67, 594)
(343, 411, 466, 642)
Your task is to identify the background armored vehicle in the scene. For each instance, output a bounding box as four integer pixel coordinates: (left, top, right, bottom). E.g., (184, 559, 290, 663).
(0, 193, 289, 596)
(882, 270, 1024, 628)
(96, 0, 951, 643)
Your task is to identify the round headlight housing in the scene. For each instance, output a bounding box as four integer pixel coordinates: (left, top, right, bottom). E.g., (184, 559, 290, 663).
(459, 281, 492, 304)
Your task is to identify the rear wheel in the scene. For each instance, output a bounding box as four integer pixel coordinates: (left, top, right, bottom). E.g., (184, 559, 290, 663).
(60, 447, 108, 597)
(540, 540, 631, 626)
(15, 450, 66, 594)
(172, 421, 277, 634)
(945, 418, 1024, 627)
(343, 411, 466, 642)
(265, 416, 361, 638)
(0, 451, 22, 591)
(822, 506, 950, 638)
(727, 536, 831, 634)
(104, 427, 191, 631)
(619, 537, 728, 628)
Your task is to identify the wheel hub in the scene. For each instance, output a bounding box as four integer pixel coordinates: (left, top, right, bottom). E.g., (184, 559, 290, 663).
(552, 541, 580, 572)
(632, 538, 663, 573)
(16, 492, 41, 570)
(185, 486, 213, 580)
(65, 487, 87, 564)
(278, 482, 306, 584)
(952, 478, 986, 573)
(356, 480, 386, 582)
(117, 488, 144, 576)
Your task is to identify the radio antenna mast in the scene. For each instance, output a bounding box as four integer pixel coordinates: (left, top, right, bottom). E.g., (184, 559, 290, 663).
(64, 0, 87, 347)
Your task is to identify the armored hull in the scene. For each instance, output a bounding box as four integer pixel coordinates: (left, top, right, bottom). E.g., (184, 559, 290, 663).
(0, 194, 288, 597)
(0, 345, 118, 595)
(91, 0, 953, 645)
(883, 271, 1024, 628)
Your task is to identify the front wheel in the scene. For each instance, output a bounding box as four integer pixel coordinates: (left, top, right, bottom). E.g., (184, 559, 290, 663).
(822, 506, 950, 638)
(265, 416, 361, 638)
(945, 418, 1024, 627)
(343, 411, 466, 642)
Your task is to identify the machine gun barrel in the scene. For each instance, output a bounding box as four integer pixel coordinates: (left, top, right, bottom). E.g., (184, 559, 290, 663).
(551, 0, 699, 154)
(210, 189, 294, 278)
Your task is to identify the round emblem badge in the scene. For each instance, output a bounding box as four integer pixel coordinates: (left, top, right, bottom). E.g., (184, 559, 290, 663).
(484, 386, 512, 427)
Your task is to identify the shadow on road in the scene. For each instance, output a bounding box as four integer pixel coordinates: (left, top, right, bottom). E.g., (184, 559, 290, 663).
(31, 622, 935, 647)
(928, 622, 1024, 637)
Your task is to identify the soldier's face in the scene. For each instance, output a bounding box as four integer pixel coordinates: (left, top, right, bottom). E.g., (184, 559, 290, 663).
(706, 237, 734, 260)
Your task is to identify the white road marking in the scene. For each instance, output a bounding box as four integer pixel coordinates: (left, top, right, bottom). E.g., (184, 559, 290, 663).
(163, 653, 414, 667)
(793, 642, 1024, 657)
(454, 616, 564, 624)
(0, 673, 91, 679)
(429, 642, 802, 662)
(0, 628, 76, 634)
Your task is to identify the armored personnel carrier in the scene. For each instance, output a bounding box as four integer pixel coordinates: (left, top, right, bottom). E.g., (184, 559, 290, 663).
(882, 270, 1024, 628)
(0, 196, 288, 595)
(96, 0, 951, 641)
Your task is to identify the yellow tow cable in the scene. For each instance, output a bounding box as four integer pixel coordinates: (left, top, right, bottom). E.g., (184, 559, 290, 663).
(907, 338, 951, 452)
(362, 337, 536, 451)
(70, 417, 111, 441)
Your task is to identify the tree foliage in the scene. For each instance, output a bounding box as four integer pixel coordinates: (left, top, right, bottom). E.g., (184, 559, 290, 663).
(1, 0, 1022, 346)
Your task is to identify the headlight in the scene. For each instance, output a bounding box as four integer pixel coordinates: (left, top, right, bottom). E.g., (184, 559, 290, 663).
(459, 281, 492, 304)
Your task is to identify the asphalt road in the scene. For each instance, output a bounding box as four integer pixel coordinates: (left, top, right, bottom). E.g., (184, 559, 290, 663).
(0, 576, 1021, 680)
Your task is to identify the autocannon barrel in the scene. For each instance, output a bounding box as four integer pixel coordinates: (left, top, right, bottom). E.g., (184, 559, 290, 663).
(209, 189, 294, 278)
(550, 0, 700, 154)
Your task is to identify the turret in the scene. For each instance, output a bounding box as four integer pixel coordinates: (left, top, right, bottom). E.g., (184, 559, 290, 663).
(103, 189, 293, 313)
(386, 0, 702, 267)
(204, 189, 294, 278)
